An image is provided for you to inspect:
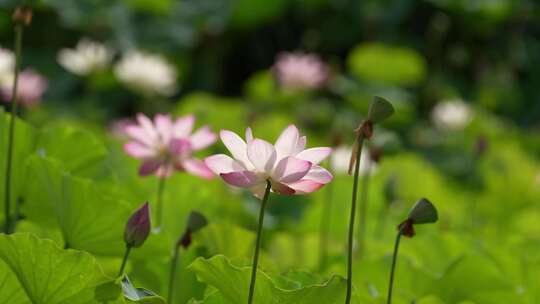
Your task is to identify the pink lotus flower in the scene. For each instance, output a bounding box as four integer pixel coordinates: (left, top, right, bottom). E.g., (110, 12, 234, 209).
(1, 69, 47, 107)
(273, 52, 329, 91)
(124, 113, 217, 179)
(205, 125, 333, 198)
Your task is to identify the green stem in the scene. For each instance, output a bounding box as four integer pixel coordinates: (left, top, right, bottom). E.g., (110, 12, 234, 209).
(387, 229, 403, 304)
(319, 161, 333, 271)
(247, 180, 271, 304)
(345, 136, 364, 304)
(154, 177, 166, 232)
(167, 245, 181, 304)
(357, 164, 371, 258)
(118, 245, 132, 277)
(12, 197, 22, 232)
(3, 24, 23, 234)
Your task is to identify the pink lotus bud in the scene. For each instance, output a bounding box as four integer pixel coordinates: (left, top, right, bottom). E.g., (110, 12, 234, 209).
(1, 69, 48, 107)
(273, 52, 329, 91)
(124, 202, 151, 248)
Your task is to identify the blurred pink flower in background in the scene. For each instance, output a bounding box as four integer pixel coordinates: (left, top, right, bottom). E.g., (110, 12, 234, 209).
(205, 125, 333, 198)
(1, 69, 48, 107)
(273, 52, 329, 91)
(124, 113, 217, 179)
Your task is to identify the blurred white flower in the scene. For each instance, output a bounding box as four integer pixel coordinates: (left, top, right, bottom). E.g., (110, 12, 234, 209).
(431, 99, 473, 130)
(330, 145, 376, 176)
(273, 52, 329, 91)
(57, 38, 112, 76)
(0, 48, 15, 82)
(114, 51, 177, 97)
(1, 69, 47, 107)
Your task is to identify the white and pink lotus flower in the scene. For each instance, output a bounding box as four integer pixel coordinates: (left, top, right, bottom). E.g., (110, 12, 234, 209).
(205, 125, 333, 198)
(1, 69, 48, 107)
(273, 52, 329, 91)
(123, 113, 217, 179)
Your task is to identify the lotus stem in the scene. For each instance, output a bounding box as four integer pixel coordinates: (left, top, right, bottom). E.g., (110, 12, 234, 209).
(3, 24, 23, 234)
(247, 180, 271, 304)
(118, 245, 132, 277)
(167, 244, 181, 304)
(357, 162, 371, 257)
(154, 177, 166, 232)
(386, 227, 403, 304)
(345, 136, 365, 304)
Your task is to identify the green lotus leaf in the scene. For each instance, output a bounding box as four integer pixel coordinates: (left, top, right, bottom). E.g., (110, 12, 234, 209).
(0, 233, 109, 304)
(189, 255, 361, 304)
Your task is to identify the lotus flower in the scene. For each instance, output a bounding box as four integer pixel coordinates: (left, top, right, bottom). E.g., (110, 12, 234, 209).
(431, 99, 472, 130)
(1, 69, 47, 107)
(205, 125, 333, 198)
(57, 38, 112, 76)
(115, 51, 177, 97)
(0, 48, 14, 78)
(124, 113, 216, 179)
(331, 145, 375, 176)
(273, 52, 329, 91)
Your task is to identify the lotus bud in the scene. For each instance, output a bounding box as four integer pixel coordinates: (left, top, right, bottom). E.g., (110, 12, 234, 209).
(124, 202, 151, 248)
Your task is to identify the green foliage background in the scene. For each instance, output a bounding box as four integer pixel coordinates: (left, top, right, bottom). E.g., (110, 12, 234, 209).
(0, 0, 539, 303)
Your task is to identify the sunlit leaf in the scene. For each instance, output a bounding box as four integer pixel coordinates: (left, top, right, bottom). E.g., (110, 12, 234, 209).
(0, 260, 29, 303)
(189, 255, 361, 303)
(0, 233, 109, 304)
(348, 43, 427, 86)
(34, 125, 107, 177)
(24, 155, 133, 256)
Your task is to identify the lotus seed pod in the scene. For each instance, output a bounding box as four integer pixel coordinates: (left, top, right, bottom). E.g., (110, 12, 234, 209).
(407, 198, 438, 224)
(368, 96, 394, 124)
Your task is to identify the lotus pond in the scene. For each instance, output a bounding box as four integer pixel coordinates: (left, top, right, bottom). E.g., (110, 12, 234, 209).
(0, 1, 539, 304)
